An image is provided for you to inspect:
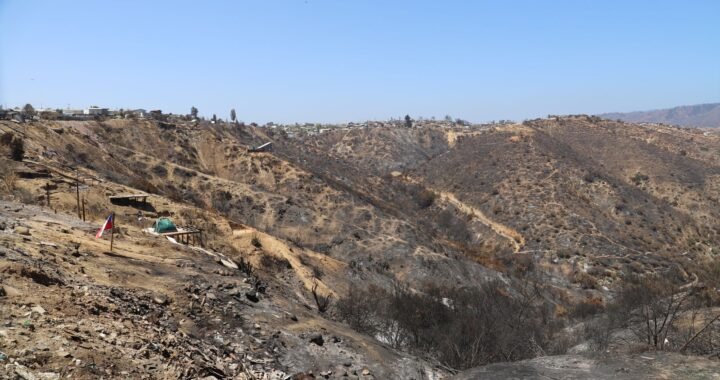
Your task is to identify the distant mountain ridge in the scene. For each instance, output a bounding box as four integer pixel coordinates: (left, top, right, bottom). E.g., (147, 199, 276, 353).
(599, 102, 720, 128)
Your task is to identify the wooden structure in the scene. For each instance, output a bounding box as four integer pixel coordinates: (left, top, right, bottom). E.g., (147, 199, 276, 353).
(109, 194, 150, 203)
(162, 229, 204, 246)
(15, 167, 52, 179)
(248, 142, 273, 153)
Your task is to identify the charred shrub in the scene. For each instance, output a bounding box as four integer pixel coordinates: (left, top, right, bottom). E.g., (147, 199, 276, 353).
(436, 208, 472, 242)
(152, 164, 168, 177)
(260, 254, 291, 272)
(173, 166, 197, 178)
(129, 178, 159, 194)
(0, 132, 13, 146)
(212, 190, 233, 214)
(573, 271, 598, 289)
(336, 279, 555, 370)
(571, 297, 605, 319)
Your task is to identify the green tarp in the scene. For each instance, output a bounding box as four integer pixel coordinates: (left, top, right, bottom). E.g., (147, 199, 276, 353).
(153, 217, 178, 233)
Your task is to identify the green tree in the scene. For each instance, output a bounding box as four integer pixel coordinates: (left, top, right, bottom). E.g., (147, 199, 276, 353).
(404, 114, 413, 128)
(211, 114, 217, 123)
(22, 104, 36, 117)
(230, 108, 237, 123)
(190, 106, 198, 119)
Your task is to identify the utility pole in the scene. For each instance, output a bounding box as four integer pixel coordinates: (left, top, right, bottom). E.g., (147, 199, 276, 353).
(44, 182, 52, 207)
(110, 213, 115, 252)
(75, 168, 81, 219)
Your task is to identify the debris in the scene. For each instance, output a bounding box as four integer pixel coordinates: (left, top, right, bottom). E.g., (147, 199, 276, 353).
(30, 305, 47, 315)
(12, 362, 59, 380)
(55, 349, 71, 358)
(220, 258, 238, 270)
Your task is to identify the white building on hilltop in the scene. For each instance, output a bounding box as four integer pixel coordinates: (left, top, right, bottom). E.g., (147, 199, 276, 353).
(84, 106, 109, 116)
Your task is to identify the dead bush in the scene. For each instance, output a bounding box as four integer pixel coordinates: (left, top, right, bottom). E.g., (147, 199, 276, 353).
(336, 279, 557, 370)
(0, 132, 13, 146)
(571, 297, 605, 319)
(212, 190, 234, 214)
(0, 159, 16, 192)
(173, 166, 196, 178)
(260, 254, 291, 272)
(415, 189, 436, 209)
(311, 279, 332, 314)
(573, 271, 598, 289)
(129, 178, 159, 194)
(151, 164, 168, 177)
(583, 316, 613, 352)
(336, 283, 385, 336)
(612, 274, 690, 350)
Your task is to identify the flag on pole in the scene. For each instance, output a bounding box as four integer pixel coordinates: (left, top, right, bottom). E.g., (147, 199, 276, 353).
(95, 213, 114, 238)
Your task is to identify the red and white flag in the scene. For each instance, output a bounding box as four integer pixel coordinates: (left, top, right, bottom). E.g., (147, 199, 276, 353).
(95, 213, 114, 238)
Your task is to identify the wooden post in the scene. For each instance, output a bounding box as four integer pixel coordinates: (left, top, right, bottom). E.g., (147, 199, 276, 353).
(110, 212, 115, 252)
(75, 169, 81, 219)
(45, 183, 51, 207)
(82, 197, 86, 221)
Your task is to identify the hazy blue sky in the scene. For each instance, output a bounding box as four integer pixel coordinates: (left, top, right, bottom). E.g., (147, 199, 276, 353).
(1, 1, 719, 123)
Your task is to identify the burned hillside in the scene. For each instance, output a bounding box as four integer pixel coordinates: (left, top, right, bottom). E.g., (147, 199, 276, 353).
(5, 116, 720, 378)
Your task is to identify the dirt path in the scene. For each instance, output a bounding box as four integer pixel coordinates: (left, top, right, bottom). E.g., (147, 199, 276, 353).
(231, 227, 342, 297)
(405, 176, 525, 253)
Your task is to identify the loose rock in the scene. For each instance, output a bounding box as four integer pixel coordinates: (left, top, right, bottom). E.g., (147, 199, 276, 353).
(15, 226, 31, 236)
(309, 334, 324, 346)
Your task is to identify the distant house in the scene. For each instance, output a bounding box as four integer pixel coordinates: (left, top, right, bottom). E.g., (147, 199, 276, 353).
(62, 109, 85, 117)
(1, 109, 21, 121)
(130, 109, 147, 118)
(84, 106, 109, 116)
